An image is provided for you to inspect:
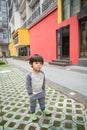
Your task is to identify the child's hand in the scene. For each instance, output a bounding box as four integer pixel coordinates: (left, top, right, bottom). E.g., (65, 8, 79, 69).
(29, 94, 34, 98)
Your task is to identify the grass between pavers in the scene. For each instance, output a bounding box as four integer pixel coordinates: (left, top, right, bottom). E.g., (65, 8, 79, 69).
(0, 59, 5, 64)
(0, 67, 87, 130)
(0, 59, 12, 68)
(0, 64, 11, 68)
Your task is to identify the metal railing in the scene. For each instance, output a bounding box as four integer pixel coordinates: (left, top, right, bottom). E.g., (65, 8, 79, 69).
(26, 6, 40, 26)
(26, 0, 57, 27)
(42, 0, 57, 13)
(22, 21, 27, 28)
(17, 0, 22, 10)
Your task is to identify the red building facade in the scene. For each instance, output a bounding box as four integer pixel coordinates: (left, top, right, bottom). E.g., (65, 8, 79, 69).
(29, 0, 87, 66)
(29, 9, 79, 65)
(30, 9, 58, 62)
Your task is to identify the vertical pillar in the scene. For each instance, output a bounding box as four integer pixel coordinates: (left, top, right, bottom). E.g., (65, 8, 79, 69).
(58, 0, 62, 24)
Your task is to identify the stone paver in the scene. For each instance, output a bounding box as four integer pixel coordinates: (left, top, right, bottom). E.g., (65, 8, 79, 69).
(6, 58, 87, 100)
(0, 67, 87, 130)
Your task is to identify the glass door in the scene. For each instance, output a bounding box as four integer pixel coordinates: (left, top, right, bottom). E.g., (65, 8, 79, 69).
(80, 20, 87, 58)
(56, 25, 70, 59)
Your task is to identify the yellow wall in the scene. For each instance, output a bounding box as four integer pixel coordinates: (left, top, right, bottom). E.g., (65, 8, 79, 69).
(13, 28, 30, 47)
(9, 39, 16, 56)
(58, 0, 62, 24)
(9, 28, 30, 56)
(19, 28, 30, 45)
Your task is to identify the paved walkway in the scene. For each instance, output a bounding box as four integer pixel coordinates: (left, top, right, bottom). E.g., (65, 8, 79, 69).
(0, 66, 87, 130)
(6, 58, 87, 106)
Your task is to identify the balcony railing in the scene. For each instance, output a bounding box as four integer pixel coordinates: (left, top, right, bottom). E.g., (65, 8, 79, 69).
(28, 0, 39, 8)
(42, 0, 57, 13)
(17, 0, 22, 10)
(22, 21, 27, 28)
(26, 7, 40, 26)
(26, 0, 57, 28)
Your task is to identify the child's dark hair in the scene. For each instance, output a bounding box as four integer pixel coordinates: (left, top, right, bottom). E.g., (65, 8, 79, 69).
(29, 54, 44, 65)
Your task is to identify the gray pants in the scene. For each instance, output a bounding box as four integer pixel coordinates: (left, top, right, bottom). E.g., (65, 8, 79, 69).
(30, 97, 45, 113)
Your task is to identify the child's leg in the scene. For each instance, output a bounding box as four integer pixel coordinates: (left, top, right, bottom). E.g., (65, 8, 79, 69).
(38, 97, 51, 115)
(30, 99, 38, 120)
(38, 97, 45, 111)
(30, 98, 36, 113)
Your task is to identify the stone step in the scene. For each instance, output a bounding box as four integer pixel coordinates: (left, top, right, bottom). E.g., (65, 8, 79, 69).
(49, 59, 71, 66)
(52, 59, 71, 63)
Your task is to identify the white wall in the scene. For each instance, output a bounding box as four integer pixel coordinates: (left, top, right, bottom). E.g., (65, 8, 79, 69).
(14, 12, 21, 30)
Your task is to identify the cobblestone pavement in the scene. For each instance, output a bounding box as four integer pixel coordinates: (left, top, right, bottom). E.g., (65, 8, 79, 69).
(0, 67, 87, 130)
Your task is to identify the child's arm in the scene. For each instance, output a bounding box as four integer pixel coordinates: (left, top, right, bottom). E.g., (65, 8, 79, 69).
(26, 74, 33, 95)
(42, 73, 46, 91)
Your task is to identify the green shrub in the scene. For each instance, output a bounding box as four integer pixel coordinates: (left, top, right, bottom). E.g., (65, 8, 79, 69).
(0, 60, 6, 65)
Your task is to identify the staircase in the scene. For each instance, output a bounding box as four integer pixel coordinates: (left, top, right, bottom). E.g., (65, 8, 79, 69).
(49, 59, 71, 66)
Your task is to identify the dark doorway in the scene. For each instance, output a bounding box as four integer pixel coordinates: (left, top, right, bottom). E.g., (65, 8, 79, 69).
(18, 46, 30, 56)
(80, 20, 87, 58)
(2, 52, 6, 57)
(57, 25, 70, 59)
(62, 26, 69, 58)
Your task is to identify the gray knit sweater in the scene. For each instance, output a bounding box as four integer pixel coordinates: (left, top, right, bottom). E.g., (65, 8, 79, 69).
(26, 70, 46, 99)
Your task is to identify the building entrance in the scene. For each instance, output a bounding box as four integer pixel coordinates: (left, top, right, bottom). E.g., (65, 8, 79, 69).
(57, 25, 70, 59)
(80, 20, 87, 58)
(18, 46, 30, 56)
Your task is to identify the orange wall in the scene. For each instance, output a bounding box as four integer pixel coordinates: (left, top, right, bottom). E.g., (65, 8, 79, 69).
(30, 9, 58, 62)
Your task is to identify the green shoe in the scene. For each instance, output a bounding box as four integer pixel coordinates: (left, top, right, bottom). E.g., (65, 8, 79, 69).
(31, 113, 37, 121)
(42, 109, 51, 115)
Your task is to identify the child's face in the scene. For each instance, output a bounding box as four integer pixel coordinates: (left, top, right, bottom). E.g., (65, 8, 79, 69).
(32, 62, 43, 72)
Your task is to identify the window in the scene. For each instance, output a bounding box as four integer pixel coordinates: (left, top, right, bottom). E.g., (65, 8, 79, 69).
(2, 12, 7, 17)
(81, 0, 87, 9)
(2, 23, 8, 28)
(71, 0, 80, 16)
(1, 1, 6, 7)
(32, 0, 40, 11)
(2, 17, 8, 22)
(80, 21, 87, 57)
(62, 0, 70, 20)
(18, 0, 21, 4)
(0, 21, 2, 27)
(13, 33, 18, 44)
(62, 0, 80, 20)
(0, 13, 2, 21)
(1, 6, 7, 12)
(18, 47, 28, 56)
